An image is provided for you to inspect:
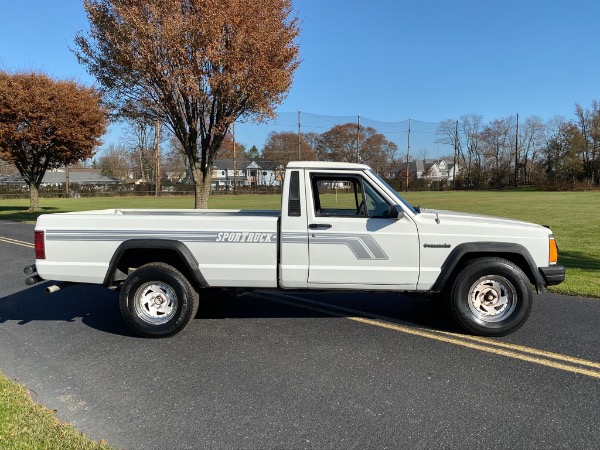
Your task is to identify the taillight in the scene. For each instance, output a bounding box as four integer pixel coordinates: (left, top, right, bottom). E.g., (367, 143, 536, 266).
(34, 230, 45, 260)
(549, 235, 558, 265)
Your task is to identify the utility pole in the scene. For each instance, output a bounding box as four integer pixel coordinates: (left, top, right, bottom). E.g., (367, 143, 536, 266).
(405, 117, 411, 192)
(297, 111, 301, 160)
(453, 120, 459, 187)
(357, 114, 361, 163)
(155, 121, 161, 196)
(233, 121, 237, 194)
(514, 113, 519, 187)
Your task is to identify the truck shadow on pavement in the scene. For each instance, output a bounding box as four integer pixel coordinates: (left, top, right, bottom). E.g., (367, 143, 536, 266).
(0, 285, 455, 337)
(199, 289, 455, 333)
(0, 283, 137, 337)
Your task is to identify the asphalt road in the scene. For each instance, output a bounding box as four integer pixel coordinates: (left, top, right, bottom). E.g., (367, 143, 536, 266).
(0, 219, 599, 449)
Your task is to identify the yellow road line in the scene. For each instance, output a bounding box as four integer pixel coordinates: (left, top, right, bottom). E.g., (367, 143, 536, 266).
(0, 236, 34, 249)
(437, 331, 600, 370)
(259, 293, 600, 380)
(348, 316, 600, 379)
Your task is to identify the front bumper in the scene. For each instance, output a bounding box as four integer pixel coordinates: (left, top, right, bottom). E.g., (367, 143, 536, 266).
(539, 265, 566, 286)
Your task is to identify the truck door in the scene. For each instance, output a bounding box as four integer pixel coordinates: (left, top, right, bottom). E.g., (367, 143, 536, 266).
(306, 170, 420, 289)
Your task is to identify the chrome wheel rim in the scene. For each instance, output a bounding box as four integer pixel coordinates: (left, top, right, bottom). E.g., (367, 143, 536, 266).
(134, 281, 178, 325)
(468, 276, 516, 323)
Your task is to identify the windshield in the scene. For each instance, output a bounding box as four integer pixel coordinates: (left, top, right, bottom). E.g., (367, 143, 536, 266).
(368, 170, 417, 215)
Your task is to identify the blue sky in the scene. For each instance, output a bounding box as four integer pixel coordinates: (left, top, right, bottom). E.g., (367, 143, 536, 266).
(289, 0, 599, 120)
(1, 0, 598, 156)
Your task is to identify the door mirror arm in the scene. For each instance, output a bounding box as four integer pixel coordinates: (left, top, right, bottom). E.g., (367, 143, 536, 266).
(390, 205, 405, 219)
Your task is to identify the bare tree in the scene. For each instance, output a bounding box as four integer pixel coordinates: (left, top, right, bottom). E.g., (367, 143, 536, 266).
(163, 135, 189, 175)
(122, 119, 158, 182)
(98, 143, 131, 179)
(75, 0, 300, 208)
(591, 100, 600, 183)
(480, 117, 514, 187)
(574, 101, 600, 183)
(436, 119, 462, 185)
(460, 114, 484, 188)
(542, 116, 586, 186)
(518, 116, 545, 184)
(0, 72, 107, 210)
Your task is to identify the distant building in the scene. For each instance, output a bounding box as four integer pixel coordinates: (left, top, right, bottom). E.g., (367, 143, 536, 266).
(0, 168, 121, 187)
(164, 171, 188, 184)
(386, 159, 461, 183)
(210, 159, 281, 189)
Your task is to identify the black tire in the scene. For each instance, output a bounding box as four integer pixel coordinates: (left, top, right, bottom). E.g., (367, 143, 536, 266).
(119, 262, 199, 338)
(447, 257, 532, 336)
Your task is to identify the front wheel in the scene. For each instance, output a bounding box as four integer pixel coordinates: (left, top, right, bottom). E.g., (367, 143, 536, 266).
(119, 263, 199, 338)
(448, 257, 532, 336)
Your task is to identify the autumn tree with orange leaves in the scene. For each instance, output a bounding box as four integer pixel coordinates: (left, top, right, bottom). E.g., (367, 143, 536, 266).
(318, 123, 398, 166)
(262, 131, 316, 178)
(75, 0, 300, 208)
(0, 72, 107, 210)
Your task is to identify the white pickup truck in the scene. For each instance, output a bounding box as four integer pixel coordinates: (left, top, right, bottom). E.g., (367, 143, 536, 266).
(25, 161, 565, 338)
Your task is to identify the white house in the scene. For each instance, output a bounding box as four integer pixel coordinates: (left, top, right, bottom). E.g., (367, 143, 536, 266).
(210, 159, 281, 190)
(387, 159, 461, 182)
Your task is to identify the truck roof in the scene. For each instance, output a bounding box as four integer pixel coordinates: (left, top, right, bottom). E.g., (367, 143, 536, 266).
(286, 161, 371, 170)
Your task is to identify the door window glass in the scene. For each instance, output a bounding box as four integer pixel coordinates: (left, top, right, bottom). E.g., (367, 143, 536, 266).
(363, 182, 393, 217)
(311, 174, 391, 218)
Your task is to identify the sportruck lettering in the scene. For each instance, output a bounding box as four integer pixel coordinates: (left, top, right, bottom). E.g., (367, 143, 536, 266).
(216, 232, 275, 243)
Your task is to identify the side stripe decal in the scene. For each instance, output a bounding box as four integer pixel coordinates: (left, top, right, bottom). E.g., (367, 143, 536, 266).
(282, 232, 388, 260)
(47, 230, 388, 260)
(45, 230, 276, 243)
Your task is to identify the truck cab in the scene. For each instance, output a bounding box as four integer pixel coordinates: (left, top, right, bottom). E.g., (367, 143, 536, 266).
(279, 162, 419, 290)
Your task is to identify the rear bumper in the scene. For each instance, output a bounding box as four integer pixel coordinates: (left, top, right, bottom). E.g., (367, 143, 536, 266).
(539, 265, 566, 286)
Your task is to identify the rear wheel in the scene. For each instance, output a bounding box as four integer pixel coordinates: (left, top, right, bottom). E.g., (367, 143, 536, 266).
(119, 263, 199, 338)
(448, 257, 532, 336)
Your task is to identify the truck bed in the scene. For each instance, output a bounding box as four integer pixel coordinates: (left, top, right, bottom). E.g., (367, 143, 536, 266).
(35, 209, 281, 287)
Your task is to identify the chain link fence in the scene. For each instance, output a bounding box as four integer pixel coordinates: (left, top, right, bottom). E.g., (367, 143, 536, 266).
(237, 111, 450, 163)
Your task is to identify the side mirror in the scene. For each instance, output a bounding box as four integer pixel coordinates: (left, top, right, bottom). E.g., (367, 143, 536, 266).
(389, 205, 405, 219)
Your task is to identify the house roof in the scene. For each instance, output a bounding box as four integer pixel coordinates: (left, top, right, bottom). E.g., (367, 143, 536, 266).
(0, 170, 121, 185)
(212, 159, 278, 171)
(388, 159, 457, 176)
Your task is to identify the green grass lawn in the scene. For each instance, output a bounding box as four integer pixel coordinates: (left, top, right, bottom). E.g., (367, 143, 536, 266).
(0, 371, 112, 449)
(1, 190, 598, 298)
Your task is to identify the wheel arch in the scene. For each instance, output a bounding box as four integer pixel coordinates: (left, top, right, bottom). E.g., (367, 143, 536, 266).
(431, 242, 545, 293)
(103, 239, 209, 290)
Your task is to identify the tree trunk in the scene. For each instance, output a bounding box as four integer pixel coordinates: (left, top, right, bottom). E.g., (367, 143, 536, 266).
(191, 166, 212, 209)
(29, 184, 40, 211)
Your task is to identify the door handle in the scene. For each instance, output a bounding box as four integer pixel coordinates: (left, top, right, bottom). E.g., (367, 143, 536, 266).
(308, 223, 332, 230)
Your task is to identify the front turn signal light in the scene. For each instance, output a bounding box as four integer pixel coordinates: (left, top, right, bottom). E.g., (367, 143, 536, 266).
(549, 235, 558, 265)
